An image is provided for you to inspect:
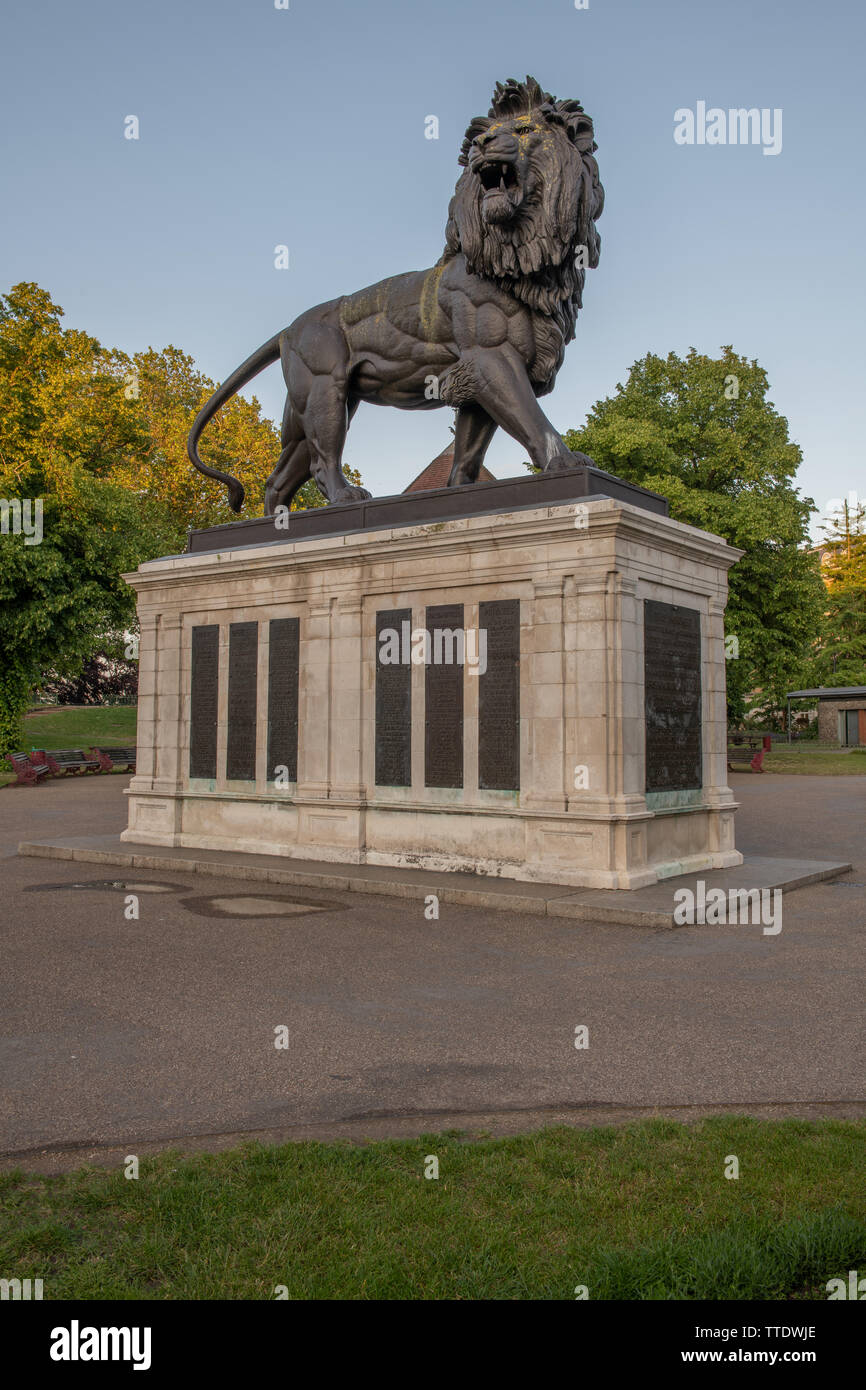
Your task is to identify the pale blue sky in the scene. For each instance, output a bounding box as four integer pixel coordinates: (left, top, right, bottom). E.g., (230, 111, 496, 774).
(2, 0, 863, 530)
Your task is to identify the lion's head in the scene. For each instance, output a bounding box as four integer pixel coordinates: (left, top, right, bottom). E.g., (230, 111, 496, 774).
(444, 76, 604, 340)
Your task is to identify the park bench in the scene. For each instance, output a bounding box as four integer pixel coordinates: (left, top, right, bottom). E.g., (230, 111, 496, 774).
(727, 733, 772, 773)
(727, 745, 765, 772)
(90, 745, 137, 773)
(5, 751, 51, 786)
(33, 748, 102, 776)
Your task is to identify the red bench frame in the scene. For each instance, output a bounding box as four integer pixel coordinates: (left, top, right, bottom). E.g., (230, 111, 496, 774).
(5, 752, 51, 786)
(90, 746, 137, 773)
(31, 748, 101, 775)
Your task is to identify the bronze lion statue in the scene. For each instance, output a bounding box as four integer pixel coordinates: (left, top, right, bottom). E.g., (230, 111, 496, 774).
(188, 76, 604, 514)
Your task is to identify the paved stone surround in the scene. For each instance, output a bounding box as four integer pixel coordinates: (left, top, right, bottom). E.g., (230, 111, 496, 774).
(19, 834, 851, 930)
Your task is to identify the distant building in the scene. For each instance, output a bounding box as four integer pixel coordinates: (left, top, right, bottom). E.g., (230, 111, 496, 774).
(786, 687, 866, 745)
(403, 444, 497, 493)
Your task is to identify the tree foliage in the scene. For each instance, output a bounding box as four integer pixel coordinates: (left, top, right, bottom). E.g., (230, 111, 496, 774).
(560, 348, 825, 721)
(814, 501, 866, 686)
(0, 282, 363, 753)
(40, 647, 139, 707)
(0, 284, 164, 751)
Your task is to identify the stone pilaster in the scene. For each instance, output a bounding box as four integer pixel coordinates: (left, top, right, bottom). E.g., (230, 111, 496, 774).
(703, 595, 733, 801)
(329, 595, 364, 801)
(297, 599, 332, 800)
(127, 611, 157, 792)
(521, 576, 567, 813)
(463, 600, 480, 797)
(151, 611, 184, 796)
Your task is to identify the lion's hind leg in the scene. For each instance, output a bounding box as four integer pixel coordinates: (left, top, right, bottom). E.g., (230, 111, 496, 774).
(285, 321, 371, 505)
(264, 442, 312, 515)
(263, 401, 312, 515)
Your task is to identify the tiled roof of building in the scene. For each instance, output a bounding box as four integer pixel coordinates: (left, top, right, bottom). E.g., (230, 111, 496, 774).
(403, 445, 497, 493)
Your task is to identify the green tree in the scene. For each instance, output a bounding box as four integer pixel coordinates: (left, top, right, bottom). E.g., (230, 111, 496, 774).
(0, 282, 365, 753)
(815, 500, 866, 686)
(0, 283, 166, 752)
(559, 348, 825, 722)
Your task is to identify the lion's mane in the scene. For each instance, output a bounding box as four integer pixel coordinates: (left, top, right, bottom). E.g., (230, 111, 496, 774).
(443, 77, 604, 386)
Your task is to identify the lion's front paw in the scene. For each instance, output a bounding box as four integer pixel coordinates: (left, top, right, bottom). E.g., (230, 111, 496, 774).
(331, 484, 372, 504)
(543, 449, 594, 474)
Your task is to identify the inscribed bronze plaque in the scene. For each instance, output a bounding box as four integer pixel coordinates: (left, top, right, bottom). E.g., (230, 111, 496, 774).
(375, 608, 411, 786)
(478, 599, 520, 790)
(189, 625, 219, 779)
(644, 600, 702, 791)
(425, 604, 464, 788)
(267, 617, 299, 783)
(226, 621, 258, 781)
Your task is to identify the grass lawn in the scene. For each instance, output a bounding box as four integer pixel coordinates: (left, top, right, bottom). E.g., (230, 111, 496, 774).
(1, 1117, 864, 1300)
(1, 706, 137, 786)
(760, 747, 866, 775)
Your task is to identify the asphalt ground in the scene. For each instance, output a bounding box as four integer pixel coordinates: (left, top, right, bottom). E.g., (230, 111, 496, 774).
(1, 772, 864, 1169)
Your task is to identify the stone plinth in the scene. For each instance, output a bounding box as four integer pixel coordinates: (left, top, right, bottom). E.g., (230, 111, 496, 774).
(122, 494, 743, 889)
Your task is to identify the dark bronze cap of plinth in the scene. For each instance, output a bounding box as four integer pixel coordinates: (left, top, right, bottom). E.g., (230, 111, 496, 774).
(186, 466, 668, 555)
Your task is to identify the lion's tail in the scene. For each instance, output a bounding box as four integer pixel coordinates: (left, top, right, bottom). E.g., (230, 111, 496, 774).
(187, 332, 283, 512)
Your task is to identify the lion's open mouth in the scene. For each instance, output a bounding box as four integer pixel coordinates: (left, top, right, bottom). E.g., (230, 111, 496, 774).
(476, 159, 519, 195)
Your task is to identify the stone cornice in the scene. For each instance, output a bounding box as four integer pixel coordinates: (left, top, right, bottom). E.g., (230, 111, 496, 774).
(124, 499, 742, 599)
